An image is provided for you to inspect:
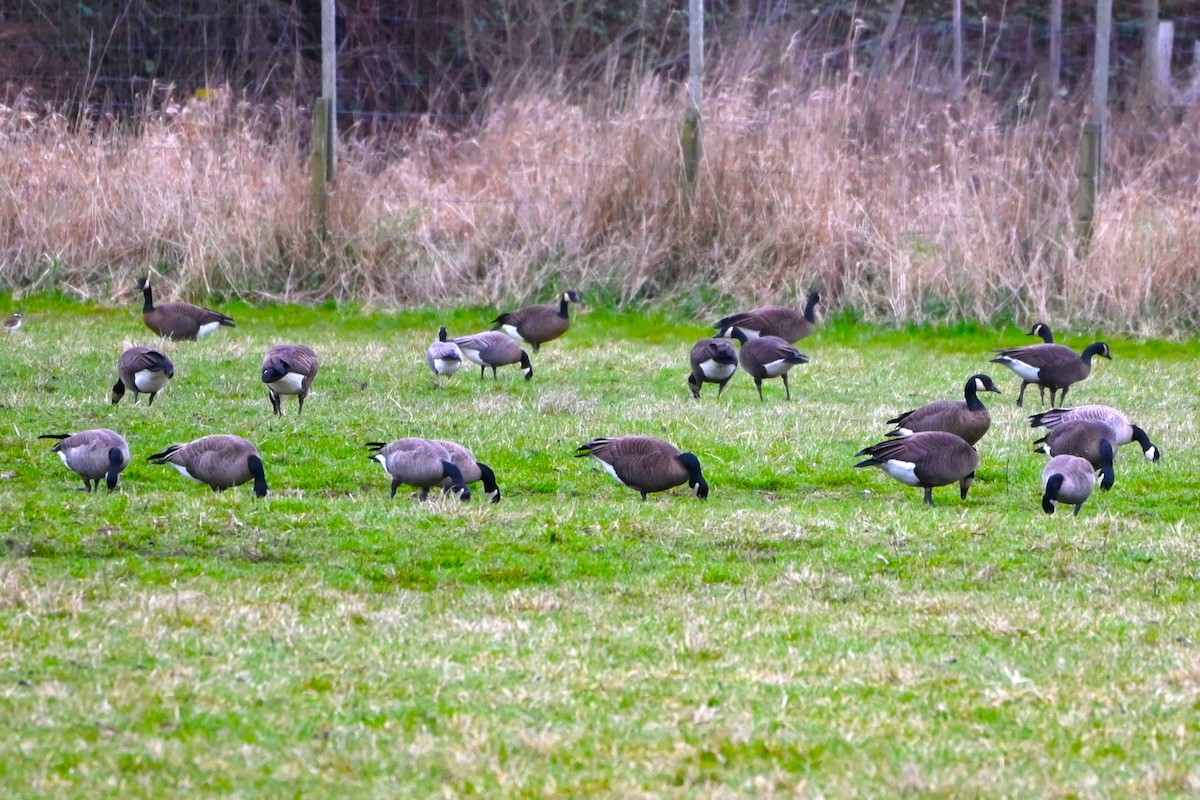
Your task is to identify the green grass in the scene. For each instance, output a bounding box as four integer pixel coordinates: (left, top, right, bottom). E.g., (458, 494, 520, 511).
(1, 296, 1199, 798)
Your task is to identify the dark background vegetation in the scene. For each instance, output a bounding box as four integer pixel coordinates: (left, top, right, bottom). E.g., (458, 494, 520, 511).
(3, 1, 1199, 121)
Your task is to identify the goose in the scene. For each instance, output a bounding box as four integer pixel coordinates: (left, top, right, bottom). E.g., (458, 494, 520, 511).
(1028, 405, 1160, 462)
(713, 290, 822, 343)
(855, 431, 979, 506)
(1028, 322, 1055, 343)
(39, 429, 130, 492)
(136, 277, 235, 340)
(453, 331, 533, 381)
(262, 343, 319, 416)
(723, 327, 809, 400)
(426, 327, 464, 379)
(996, 322, 1055, 403)
(3, 312, 21, 333)
(366, 439, 471, 500)
(687, 337, 739, 399)
(493, 290, 582, 351)
(148, 434, 268, 497)
(990, 340, 1111, 407)
(885, 373, 1002, 446)
(575, 436, 708, 500)
(112, 346, 175, 406)
(1042, 448, 1114, 516)
(432, 439, 501, 503)
(1033, 419, 1120, 473)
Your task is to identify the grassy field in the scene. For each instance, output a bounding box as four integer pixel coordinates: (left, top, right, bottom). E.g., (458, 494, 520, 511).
(1, 295, 1198, 797)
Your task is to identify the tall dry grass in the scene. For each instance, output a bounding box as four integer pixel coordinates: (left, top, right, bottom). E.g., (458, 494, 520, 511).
(1, 65, 1199, 332)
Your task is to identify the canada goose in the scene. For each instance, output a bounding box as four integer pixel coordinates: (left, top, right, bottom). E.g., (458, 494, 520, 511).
(3, 312, 21, 333)
(1033, 419, 1120, 474)
(453, 331, 533, 381)
(713, 291, 822, 343)
(998, 321, 1056, 402)
(1042, 448, 1114, 516)
(855, 431, 979, 506)
(148, 434, 268, 497)
(262, 343, 319, 416)
(426, 327, 464, 379)
(111, 346, 175, 406)
(136, 277, 235, 341)
(575, 435, 708, 500)
(1029, 322, 1055, 343)
(723, 327, 809, 400)
(885, 373, 1002, 446)
(432, 439, 501, 503)
(365, 439, 471, 501)
(991, 340, 1111, 407)
(39, 429, 130, 492)
(493, 290, 582, 351)
(1029, 404, 1161, 462)
(687, 337, 739, 399)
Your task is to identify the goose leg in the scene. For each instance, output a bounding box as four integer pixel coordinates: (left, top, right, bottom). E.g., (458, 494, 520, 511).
(782, 374, 791, 401)
(390, 478, 401, 498)
(755, 378, 764, 401)
(1073, 504, 1083, 516)
(1017, 381, 1029, 407)
(479, 365, 486, 379)
(923, 486, 935, 506)
(298, 394, 306, 415)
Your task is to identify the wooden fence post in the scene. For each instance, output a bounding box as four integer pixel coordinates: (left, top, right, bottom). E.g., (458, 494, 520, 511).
(310, 98, 330, 250)
(681, 0, 703, 205)
(1075, 122, 1099, 250)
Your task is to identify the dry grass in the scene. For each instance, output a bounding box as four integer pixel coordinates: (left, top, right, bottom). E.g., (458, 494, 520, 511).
(2, 65, 1200, 331)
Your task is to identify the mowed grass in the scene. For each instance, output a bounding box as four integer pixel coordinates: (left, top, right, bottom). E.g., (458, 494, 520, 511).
(1, 296, 1199, 798)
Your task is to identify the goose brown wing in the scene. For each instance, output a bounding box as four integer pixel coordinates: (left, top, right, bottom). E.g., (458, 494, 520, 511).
(993, 343, 1076, 368)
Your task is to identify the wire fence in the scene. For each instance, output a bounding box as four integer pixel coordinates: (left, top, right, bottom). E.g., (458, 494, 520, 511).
(4, 1, 1200, 129)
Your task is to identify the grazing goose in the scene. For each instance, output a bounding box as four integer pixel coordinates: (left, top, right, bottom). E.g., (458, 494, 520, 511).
(1029, 405, 1160, 462)
(991, 340, 1111, 407)
(713, 290, 822, 343)
(366, 439, 471, 501)
(855, 431, 979, 506)
(453, 331, 533, 381)
(3, 312, 21, 333)
(687, 337, 739, 399)
(112, 346, 175, 406)
(493, 290, 582, 351)
(1042, 448, 1114, 516)
(136, 277, 235, 341)
(432, 439, 501, 503)
(148, 434, 268, 497)
(575, 435, 709, 501)
(39, 429, 130, 492)
(885, 373, 1002, 446)
(724, 327, 809, 400)
(426, 327, 464, 380)
(262, 343, 319, 416)
(1033, 419, 1120, 472)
